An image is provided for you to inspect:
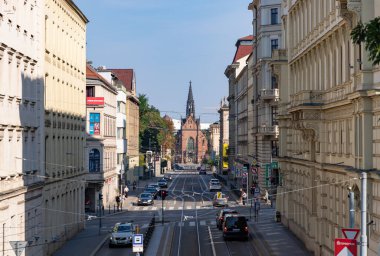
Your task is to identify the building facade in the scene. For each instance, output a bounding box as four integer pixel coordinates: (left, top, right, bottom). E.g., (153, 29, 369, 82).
(249, 0, 282, 189)
(209, 122, 220, 161)
(0, 1, 45, 255)
(85, 65, 118, 213)
(225, 36, 253, 184)
(276, 0, 380, 255)
(109, 69, 140, 184)
(218, 99, 229, 173)
(43, 0, 88, 254)
(176, 82, 208, 164)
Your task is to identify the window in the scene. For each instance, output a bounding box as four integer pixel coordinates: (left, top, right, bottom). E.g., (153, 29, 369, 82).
(271, 39, 278, 51)
(271, 8, 278, 24)
(271, 76, 278, 89)
(271, 106, 278, 125)
(86, 86, 95, 97)
(187, 137, 195, 152)
(117, 127, 126, 139)
(271, 141, 279, 157)
(117, 101, 126, 114)
(117, 153, 125, 165)
(89, 149, 100, 172)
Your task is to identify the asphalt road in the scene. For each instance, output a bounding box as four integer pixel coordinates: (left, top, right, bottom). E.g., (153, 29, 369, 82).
(95, 169, 261, 256)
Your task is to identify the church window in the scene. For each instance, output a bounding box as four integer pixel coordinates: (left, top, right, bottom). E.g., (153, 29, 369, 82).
(187, 137, 195, 152)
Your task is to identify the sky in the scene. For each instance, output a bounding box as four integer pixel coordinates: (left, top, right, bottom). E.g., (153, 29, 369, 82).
(75, 0, 252, 123)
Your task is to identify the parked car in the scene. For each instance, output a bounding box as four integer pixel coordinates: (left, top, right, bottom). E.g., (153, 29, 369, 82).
(158, 179, 168, 188)
(209, 179, 222, 191)
(109, 222, 135, 247)
(222, 214, 249, 241)
(137, 193, 154, 206)
(143, 187, 158, 199)
(216, 209, 238, 230)
(212, 193, 228, 207)
(199, 169, 207, 175)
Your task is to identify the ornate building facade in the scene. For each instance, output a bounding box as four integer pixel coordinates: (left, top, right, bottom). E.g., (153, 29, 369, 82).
(218, 99, 229, 173)
(43, 1, 88, 254)
(275, 0, 380, 255)
(176, 82, 207, 164)
(0, 1, 45, 255)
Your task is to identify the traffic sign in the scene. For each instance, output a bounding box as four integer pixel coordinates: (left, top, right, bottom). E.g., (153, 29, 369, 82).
(9, 241, 28, 256)
(133, 234, 144, 253)
(216, 192, 222, 199)
(334, 238, 357, 256)
(342, 228, 360, 240)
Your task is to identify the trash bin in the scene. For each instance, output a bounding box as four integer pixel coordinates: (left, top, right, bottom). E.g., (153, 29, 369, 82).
(275, 211, 281, 222)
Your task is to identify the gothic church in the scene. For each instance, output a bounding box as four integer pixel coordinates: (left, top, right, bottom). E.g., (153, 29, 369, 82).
(176, 82, 208, 164)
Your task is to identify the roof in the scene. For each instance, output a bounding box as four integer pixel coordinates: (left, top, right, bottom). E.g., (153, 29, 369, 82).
(109, 69, 134, 92)
(86, 64, 112, 88)
(232, 35, 253, 63)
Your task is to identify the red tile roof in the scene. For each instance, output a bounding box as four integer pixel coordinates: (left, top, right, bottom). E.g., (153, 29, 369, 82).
(86, 64, 112, 87)
(109, 69, 134, 92)
(232, 35, 254, 63)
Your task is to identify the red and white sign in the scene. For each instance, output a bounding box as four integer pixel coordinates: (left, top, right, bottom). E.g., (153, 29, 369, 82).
(342, 228, 360, 240)
(334, 238, 357, 256)
(86, 97, 104, 106)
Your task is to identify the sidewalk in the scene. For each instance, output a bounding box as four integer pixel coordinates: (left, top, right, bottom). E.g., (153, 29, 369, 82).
(53, 176, 162, 256)
(217, 173, 312, 256)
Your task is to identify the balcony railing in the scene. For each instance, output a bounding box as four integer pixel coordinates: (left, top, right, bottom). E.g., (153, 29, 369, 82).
(290, 90, 324, 108)
(260, 89, 279, 100)
(258, 125, 279, 136)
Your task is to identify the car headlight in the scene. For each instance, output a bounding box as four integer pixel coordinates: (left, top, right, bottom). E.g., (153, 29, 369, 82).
(110, 236, 113, 240)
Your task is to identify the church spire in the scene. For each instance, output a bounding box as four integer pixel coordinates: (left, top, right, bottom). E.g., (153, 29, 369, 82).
(186, 81, 195, 118)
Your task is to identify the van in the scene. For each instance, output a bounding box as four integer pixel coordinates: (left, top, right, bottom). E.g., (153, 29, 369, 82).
(222, 214, 249, 240)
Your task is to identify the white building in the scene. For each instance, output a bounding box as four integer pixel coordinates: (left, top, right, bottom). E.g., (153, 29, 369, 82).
(249, 0, 282, 188)
(0, 1, 45, 255)
(209, 122, 220, 160)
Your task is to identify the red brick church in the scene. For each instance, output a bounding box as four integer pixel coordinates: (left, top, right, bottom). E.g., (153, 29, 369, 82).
(175, 82, 208, 164)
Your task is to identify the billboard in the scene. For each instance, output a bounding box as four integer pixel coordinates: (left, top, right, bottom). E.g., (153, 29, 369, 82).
(89, 113, 100, 135)
(86, 97, 104, 106)
(222, 143, 228, 169)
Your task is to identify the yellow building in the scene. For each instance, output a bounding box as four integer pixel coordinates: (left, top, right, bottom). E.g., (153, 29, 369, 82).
(276, 0, 380, 255)
(43, 0, 88, 254)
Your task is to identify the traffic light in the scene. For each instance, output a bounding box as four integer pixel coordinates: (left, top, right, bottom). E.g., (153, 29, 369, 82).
(98, 193, 103, 201)
(160, 190, 167, 200)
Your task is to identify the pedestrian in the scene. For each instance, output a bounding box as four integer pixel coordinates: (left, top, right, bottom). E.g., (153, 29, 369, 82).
(133, 181, 137, 191)
(250, 185, 255, 195)
(116, 195, 121, 211)
(124, 186, 129, 198)
(242, 190, 247, 206)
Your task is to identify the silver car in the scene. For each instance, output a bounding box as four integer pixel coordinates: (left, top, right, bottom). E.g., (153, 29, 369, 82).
(109, 222, 135, 247)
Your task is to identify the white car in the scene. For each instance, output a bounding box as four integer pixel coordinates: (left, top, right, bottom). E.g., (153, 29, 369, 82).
(109, 222, 135, 247)
(209, 179, 222, 191)
(213, 193, 228, 207)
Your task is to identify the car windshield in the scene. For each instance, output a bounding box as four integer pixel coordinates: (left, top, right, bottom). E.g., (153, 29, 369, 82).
(159, 180, 166, 183)
(145, 188, 156, 192)
(140, 193, 152, 199)
(225, 216, 246, 228)
(211, 181, 220, 185)
(116, 225, 131, 232)
(222, 210, 237, 216)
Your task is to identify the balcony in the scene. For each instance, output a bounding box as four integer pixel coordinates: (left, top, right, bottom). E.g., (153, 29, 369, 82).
(258, 125, 279, 136)
(259, 89, 279, 101)
(271, 49, 287, 61)
(86, 172, 104, 183)
(290, 90, 324, 110)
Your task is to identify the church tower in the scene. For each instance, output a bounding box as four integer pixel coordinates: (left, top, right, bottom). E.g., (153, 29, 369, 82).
(186, 81, 195, 118)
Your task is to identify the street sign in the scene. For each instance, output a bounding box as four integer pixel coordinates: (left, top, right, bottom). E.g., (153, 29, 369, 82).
(216, 192, 222, 199)
(334, 238, 357, 256)
(9, 241, 28, 256)
(132, 234, 144, 253)
(342, 228, 360, 240)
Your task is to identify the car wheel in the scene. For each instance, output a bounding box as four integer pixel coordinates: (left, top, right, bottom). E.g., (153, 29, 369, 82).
(109, 243, 114, 248)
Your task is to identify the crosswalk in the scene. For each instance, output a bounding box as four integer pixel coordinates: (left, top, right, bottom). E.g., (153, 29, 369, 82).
(176, 220, 216, 227)
(128, 205, 215, 211)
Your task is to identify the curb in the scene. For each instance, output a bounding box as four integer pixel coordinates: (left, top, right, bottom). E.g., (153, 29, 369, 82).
(89, 235, 109, 256)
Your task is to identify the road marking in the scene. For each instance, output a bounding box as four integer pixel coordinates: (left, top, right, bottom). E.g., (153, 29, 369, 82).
(199, 220, 206, 226)
(133, 207, 138, 211)
(196, 206, 200, 209)
(169, 207, 174, 210)
(210, 220, 216, 225)
(143, 207, 148, 211)
(141, 224, 149, 229)
(208, 226, 216, 256)
(178, 222, 184, 227)
(186, 206, 192, 209)
(152, 207, 157, 210)
(178, 207, 183, 210)
(189, 222, 195, 227)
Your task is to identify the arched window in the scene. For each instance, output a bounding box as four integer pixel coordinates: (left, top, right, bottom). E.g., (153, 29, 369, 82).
(89, 148, 100, 172)
(187, 137, 195, 152)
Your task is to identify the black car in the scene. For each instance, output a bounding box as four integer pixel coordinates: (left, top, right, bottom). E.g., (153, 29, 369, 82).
(199, 169, 206, 175)
(143, 187, 158, 199)
(163, 174, 172, 181)
(137, 193, 154, 206)
(158, 179, 168, 188)
(216, 209, 238, 230)
(222, 214, 249, 240)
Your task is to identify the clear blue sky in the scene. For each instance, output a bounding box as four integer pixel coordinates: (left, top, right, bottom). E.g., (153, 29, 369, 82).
(75, 0, 252, 123)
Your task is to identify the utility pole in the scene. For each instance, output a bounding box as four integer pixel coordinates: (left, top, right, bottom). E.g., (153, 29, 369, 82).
(360, 172, 367, 256)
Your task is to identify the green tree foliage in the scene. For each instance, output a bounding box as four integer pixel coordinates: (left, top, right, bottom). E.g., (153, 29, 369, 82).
(138, 94, 175, 157)
(351, 17, 380, 65)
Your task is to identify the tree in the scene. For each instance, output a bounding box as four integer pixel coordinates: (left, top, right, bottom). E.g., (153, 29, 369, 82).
(351, 17, 380, 65)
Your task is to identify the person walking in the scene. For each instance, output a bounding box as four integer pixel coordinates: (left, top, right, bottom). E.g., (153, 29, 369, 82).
(132, 181, 137, 191)
(242, 190, 247, 206)
(124, 186, 129, 198)
(116, 195, 121, 211)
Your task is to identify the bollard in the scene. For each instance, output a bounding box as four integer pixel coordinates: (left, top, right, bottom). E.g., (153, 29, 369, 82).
(108, 204, 110, 214)
(113, 204, 116, 213)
